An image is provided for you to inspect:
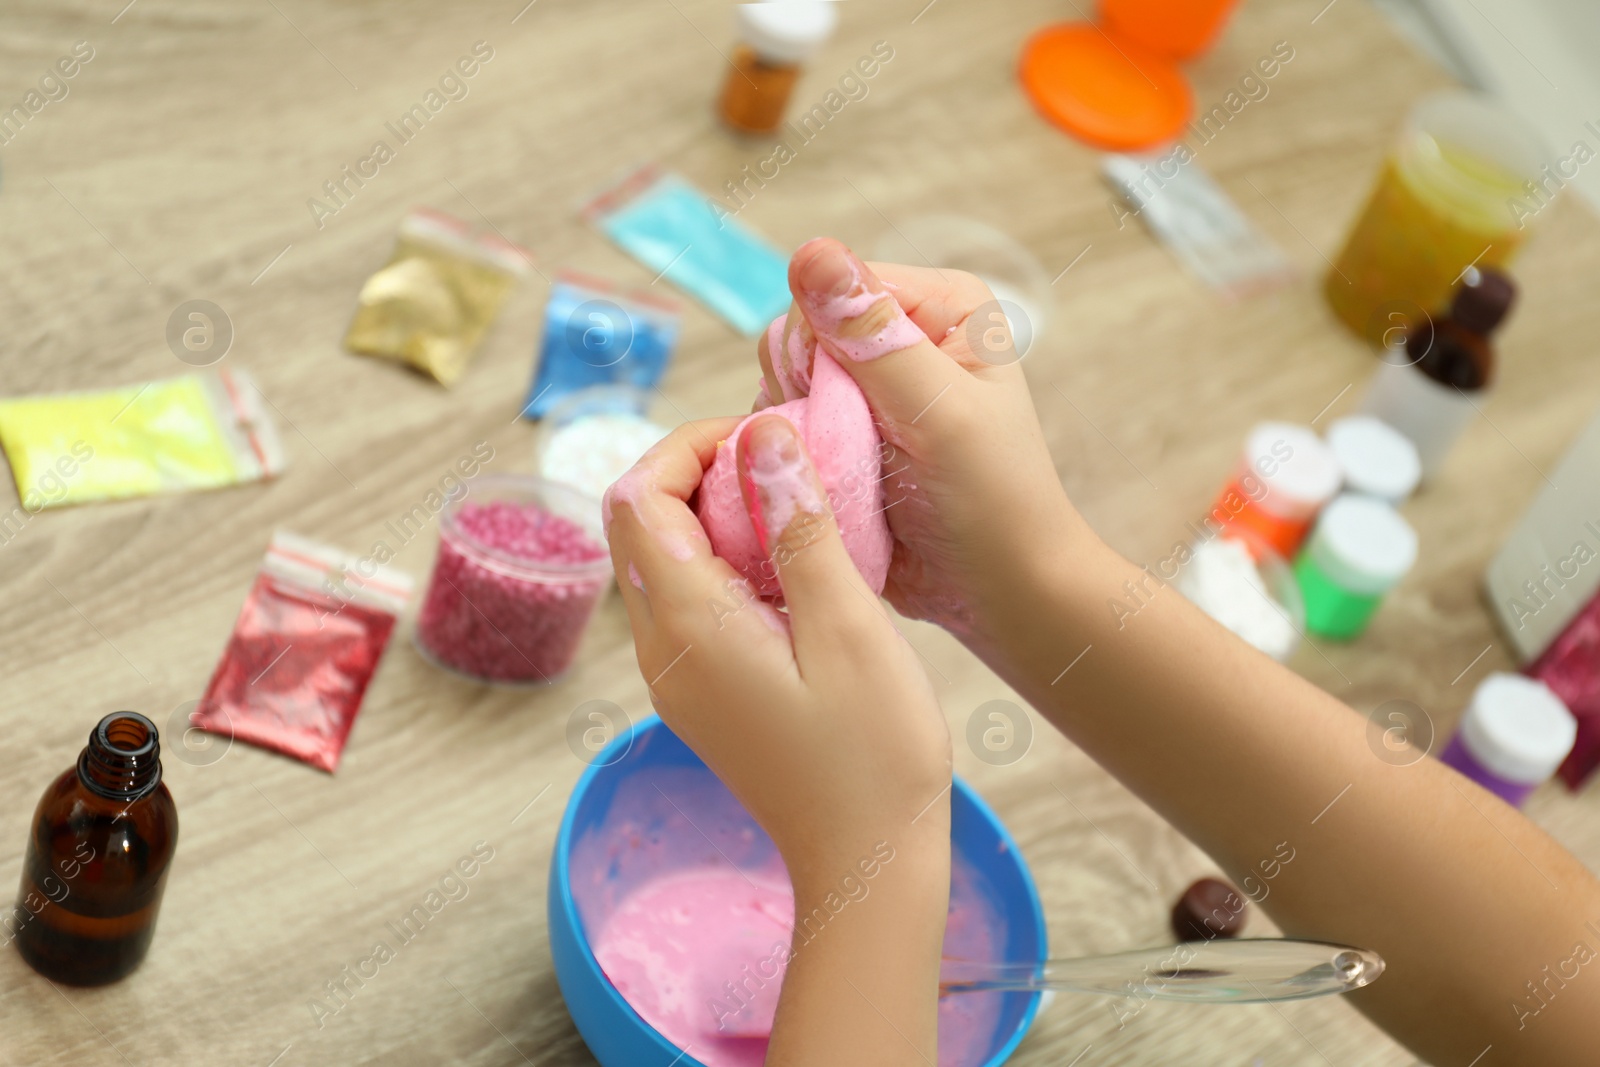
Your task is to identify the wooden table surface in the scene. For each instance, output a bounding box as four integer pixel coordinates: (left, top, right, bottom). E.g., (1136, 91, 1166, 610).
(3, 0, 1598, 1064)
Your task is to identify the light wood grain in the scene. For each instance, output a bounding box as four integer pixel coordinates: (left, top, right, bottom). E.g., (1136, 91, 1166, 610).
(1, 0, 1597, 1064)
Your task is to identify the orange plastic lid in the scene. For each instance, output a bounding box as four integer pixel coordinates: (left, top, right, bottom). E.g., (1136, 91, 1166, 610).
(1019, 23, 1192, 151)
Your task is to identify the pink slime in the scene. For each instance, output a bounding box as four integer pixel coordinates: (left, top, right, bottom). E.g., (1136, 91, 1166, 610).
(592, 865, 1003, 1067)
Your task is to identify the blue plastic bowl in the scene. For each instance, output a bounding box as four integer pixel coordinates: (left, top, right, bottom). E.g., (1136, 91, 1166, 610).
(549, 716, 1046, 1066)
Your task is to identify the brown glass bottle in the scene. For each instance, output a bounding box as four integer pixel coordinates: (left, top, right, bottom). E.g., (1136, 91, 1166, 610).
(718, 45, 803, 135)
(1361, 266, 1516, 481)
(1404, 265, 1515, 391)
(715, 2, 837, 136)
(10, 712, 178, 985)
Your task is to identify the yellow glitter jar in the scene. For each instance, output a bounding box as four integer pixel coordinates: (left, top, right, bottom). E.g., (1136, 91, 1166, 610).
(344, 209, 533, 386)
(0, 369, 286, 509)
(1326, 91, 1548, 346)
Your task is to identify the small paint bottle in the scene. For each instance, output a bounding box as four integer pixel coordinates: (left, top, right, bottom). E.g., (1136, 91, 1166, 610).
(12, 712, 178, 985)
(1325, 415, 1421, 505)
(717, 1, 839, 135)
(1207, 422, 1341, 560)
(1360, 266, 1515, 482)
(1292, 493, 1417, 639)
(1439, 673, 1576, 807)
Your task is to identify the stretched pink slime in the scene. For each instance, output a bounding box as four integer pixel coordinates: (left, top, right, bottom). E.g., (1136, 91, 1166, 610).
(697, 345, 891, 598)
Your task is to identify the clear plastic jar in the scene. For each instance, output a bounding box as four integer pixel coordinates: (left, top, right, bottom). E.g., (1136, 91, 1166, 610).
(1325, 91, 1547, 346)
(535, 385, 672, 507)
(415, 475, 610, 685)
(1176, 530, 1304, 663)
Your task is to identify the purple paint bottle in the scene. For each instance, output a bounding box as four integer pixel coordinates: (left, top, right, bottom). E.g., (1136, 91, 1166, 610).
(1439, 673, 1577, 807)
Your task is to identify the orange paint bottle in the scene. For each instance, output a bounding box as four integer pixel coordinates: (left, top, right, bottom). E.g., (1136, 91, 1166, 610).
(1207, 423, 1341, 559)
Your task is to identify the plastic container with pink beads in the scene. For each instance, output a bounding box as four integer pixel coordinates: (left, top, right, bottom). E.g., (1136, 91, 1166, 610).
(415, 475, 611, 685)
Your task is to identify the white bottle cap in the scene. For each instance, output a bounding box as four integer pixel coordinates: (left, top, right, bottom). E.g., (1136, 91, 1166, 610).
(735, 2, 840, 64)
(1459, 673, 1577, 785)
(1327, 415, 1422, 504)
(1242, 422, 1342, 521)
(1305, 493, 1418, 595)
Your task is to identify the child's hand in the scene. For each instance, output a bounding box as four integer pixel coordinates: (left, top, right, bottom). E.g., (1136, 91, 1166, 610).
(760, 238, 1089, 644)
(603, 415, 952, 890)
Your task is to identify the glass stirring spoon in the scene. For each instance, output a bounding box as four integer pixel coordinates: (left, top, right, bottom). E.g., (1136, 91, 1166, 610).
(711, 938, 1384, 1039)
(937, 938, 1384, 1001)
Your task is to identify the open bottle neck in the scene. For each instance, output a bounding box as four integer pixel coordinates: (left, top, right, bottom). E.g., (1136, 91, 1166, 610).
(78, 712, 163, 801)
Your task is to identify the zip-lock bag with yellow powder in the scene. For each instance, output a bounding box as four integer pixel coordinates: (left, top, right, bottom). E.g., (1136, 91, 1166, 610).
(344, 208, 533, 386)
(0, 368, 287, 509)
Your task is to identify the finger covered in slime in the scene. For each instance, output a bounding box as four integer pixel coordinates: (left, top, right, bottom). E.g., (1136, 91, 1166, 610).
(793, 240, 927, 363)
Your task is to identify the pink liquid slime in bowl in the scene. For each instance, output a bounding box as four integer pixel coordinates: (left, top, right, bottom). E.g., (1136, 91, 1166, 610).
(571, 762, 1016, 1067)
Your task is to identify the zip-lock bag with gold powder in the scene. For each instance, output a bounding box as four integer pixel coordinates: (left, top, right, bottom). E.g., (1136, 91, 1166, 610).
(344, 208, 533, 386)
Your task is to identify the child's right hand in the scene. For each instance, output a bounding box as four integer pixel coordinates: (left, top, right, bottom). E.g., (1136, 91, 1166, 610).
(764, 238, 1093, 642)
(602, 415, 952, 892)
(604, 371, 954, 1067)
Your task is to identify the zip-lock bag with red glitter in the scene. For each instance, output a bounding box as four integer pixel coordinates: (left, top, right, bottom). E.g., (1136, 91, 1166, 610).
(194, 531, 414, 772)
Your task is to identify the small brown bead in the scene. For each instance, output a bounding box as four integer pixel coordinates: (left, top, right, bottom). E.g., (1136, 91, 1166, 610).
(1172, 877, 1248, 942)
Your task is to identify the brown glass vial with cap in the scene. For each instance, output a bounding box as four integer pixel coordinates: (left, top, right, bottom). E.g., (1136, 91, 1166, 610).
(1360, 266, 1516, 481)
(11, 712, 178, 985)
(717, 1, 839, 135)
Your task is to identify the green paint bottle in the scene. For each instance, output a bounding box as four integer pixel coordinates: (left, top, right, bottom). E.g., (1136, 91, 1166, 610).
(1294, 494, 1417, 640)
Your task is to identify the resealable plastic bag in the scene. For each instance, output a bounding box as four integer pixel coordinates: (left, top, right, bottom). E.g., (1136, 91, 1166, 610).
(0, 368, 286, 509)
(344, 208, 533, 386)
(584, 167, 790, 336)
(192, 531, 414, 772)
(521, 272, 680, 419)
